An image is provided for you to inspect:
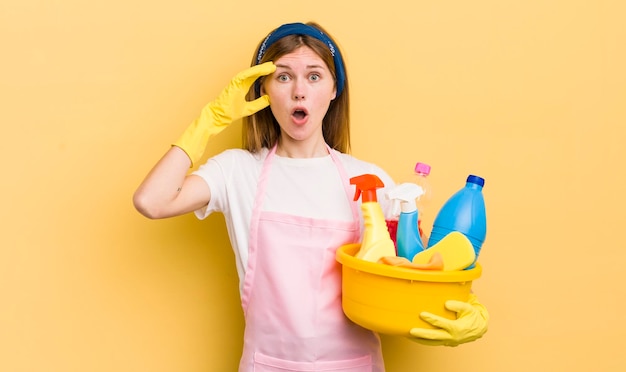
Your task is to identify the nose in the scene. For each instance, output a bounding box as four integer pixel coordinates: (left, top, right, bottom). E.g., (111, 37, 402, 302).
(293, 80, 305, 100)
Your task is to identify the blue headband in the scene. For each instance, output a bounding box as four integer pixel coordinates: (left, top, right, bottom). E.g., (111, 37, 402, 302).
(255, 23, 346, 95)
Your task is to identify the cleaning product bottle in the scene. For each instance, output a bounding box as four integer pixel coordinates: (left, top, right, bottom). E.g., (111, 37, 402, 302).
(427, 175, 487, 269)
(385, 162, 432, 247)
(414, 162, 432, 240)
(386, 183, 426, 261)
(350, 174, 397, 263)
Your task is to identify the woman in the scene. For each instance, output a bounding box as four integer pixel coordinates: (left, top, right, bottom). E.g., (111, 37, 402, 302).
(134, 22, 488, 372)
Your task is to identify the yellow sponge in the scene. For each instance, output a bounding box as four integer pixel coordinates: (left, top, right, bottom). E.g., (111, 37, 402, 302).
(412, 231, 476, 271)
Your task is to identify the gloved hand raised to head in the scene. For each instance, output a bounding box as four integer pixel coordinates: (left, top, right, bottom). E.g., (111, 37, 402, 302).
(409, 293, 489, 347)
(173, 62, 276, 167)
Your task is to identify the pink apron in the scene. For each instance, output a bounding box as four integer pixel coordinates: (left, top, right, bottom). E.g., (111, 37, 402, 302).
(238, 145, 385, 371)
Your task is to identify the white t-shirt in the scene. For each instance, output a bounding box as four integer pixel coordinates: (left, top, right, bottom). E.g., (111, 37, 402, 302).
(192, 147, 396, 294)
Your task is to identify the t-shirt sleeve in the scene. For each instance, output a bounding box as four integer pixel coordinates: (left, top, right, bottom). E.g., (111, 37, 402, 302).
(191, 152, 232, 220)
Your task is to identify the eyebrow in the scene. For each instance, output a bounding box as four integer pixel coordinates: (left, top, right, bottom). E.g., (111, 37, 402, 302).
(275, 63, 326, 70)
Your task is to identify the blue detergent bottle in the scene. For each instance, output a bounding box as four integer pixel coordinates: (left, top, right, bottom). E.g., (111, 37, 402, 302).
(427, 175, 487, 269)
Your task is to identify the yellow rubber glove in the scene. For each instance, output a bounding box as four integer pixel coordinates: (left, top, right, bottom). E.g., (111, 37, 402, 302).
(409, 293, 489, 347)
(173, 62, 276, 166)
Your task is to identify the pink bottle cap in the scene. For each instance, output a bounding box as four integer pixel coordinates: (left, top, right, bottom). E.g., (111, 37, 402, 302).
(414, 162, 431, 176)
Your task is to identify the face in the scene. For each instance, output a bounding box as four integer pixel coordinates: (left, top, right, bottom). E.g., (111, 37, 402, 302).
(262, 46, 337, 155)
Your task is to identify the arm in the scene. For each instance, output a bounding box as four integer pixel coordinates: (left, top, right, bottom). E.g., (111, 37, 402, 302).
(133, 146, 211, 219)
(132, 62, 276, 219)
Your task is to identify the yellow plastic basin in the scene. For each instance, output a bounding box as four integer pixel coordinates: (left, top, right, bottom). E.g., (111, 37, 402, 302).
(336, 243, 482, 336)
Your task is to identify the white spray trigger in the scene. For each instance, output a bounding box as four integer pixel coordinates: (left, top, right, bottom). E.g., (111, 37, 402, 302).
(390, 198, 402, 217)
(385, 183, 425, 214)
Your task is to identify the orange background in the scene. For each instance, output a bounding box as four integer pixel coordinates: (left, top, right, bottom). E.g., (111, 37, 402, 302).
(2, 0, 625, 371)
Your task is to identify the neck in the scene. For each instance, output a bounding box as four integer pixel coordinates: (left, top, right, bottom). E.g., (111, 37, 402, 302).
(276, 138, 329, 158)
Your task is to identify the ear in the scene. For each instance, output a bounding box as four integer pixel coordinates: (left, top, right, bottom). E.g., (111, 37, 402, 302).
(331, 86, 337, 100)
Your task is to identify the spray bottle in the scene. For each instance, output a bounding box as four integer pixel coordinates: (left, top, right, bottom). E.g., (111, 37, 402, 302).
(386, 183, 426, 261)
(350, 174, 397, 263)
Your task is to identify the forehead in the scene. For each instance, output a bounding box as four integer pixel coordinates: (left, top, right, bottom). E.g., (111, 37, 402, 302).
(274, 46, 329, 69)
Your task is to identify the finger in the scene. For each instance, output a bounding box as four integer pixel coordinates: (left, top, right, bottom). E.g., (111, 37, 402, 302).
(243, 95, 271, 116)
(445, 300, 474, 316)
(412, 338, 460, 347)
(419, 311, 454, 330)
(239, 62, 277, 83)
(409, 337, 448, 347)
(409, 327, 452, 341)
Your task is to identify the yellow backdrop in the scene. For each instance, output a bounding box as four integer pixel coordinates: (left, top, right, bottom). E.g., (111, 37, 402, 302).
(2, 0, 625, 371)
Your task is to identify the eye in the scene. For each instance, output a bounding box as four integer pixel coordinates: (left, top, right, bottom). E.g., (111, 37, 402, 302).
(309, 73, 321, 82)
(277, 74, 291, 82)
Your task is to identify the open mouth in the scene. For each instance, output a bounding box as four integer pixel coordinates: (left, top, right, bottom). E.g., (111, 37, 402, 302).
(291, 108, 309, 123)
(292, 109, 308, 120)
